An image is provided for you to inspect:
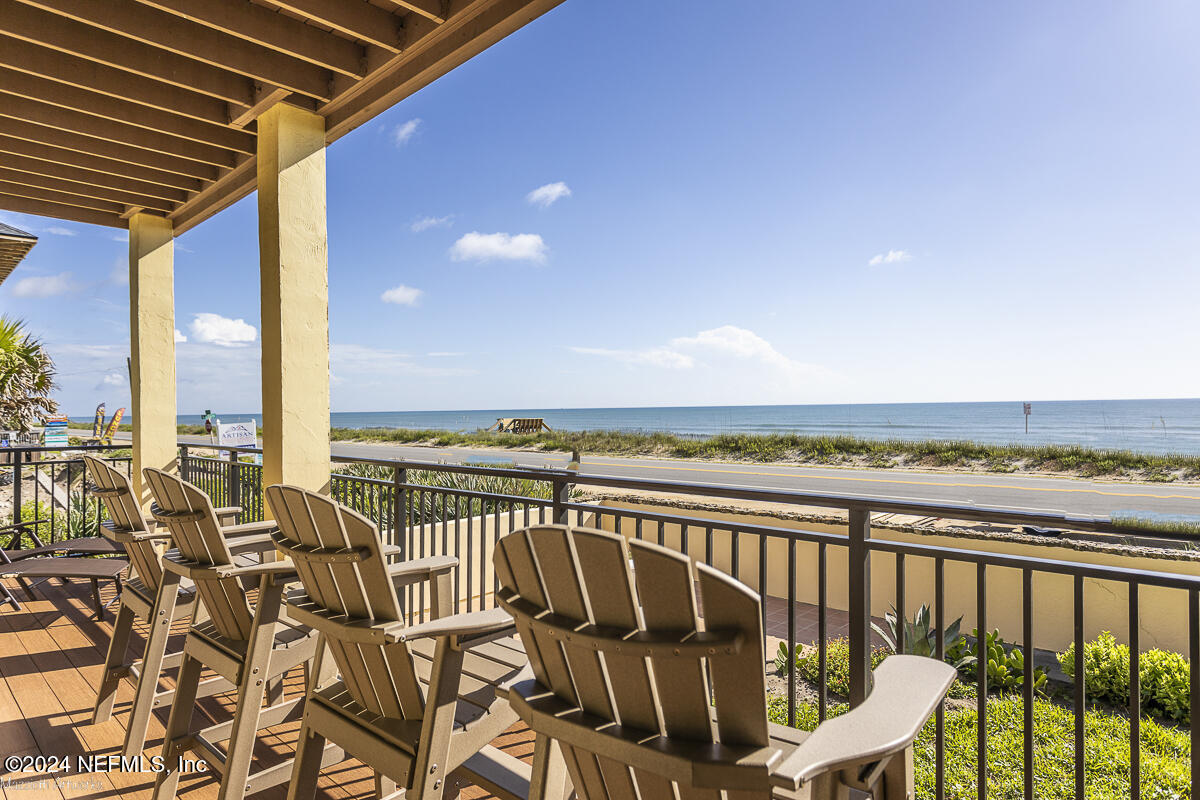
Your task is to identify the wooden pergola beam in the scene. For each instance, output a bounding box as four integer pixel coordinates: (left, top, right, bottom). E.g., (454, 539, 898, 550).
(1, 154, 191, 205)
(0, 167, 176, 214)
(265, 0, 404, 53)
(16, 0, 334, 101)
(0, 93, 239, 168)
(0, 192, 122, 228)
(326, 0, 564, 139)
(386, 0, 448, 24)
(133, 0, 367, 79)
(0, 135, 206, 194)
(0, 0, 255, 106)
(0, 180, 126, 215)
(0, 36, 233, 129)
(0, 67, 255, 155)
(0, 119, 222, 183)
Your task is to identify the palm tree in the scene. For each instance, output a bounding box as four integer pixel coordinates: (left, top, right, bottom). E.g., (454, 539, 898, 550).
(0, 317, 59, 432)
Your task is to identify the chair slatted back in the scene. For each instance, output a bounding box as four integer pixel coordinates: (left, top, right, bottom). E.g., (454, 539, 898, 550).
(84, 455, 162, 592)
(266, 485, 424, 720)
(143, 467, 255, 641)
(495, 526, 768, 798)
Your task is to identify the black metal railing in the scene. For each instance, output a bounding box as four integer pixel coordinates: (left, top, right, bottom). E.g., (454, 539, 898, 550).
(8, 441, 1196, 798)
(1, 443, 132, 542)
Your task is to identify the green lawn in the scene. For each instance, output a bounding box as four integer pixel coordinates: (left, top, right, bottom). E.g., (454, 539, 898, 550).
(768, 695, 1191, 798)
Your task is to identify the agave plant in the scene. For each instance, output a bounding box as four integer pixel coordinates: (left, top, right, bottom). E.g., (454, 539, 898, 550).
(0, 317, 58, 432)
(872, 603, 975, 671)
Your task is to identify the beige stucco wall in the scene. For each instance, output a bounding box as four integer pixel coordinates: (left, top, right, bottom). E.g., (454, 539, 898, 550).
(589, 500, 1199, 655)
(128, 213, 177, 508)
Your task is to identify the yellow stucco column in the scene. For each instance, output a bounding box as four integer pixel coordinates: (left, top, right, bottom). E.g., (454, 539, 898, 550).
(257, 103, 330, 493)
(128, 212, 177, 507)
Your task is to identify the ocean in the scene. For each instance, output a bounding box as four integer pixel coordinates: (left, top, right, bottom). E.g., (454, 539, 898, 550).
(148, 399, 1200, 456)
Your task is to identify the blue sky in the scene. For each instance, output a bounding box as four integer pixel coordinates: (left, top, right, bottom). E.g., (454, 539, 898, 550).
(3, 1, 1200, 416)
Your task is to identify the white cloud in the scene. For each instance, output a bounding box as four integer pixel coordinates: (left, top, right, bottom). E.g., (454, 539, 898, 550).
(572, 325, 834, 388)
(174, 329, 187, 343)
(381, 284, 423, 306)
(9, 271, 75, 298)
(332, 343, 474, 379)
(450, 232, 547, 263)
(868, 249, 912, 266)
(570, 346, 694, 369)
(97, 372, 125, 388)
(188, 313, 257, 347)
(411, 215, 453, 232)
(427, 351, 464, 357)
(526, 182, 572, 208)
(392, 118, 421, 147)
(111, 232, 129, 243)
(45, 226, 76, 237)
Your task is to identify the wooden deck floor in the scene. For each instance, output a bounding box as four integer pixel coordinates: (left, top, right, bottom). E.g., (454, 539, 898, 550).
(0, 578, 528, 800)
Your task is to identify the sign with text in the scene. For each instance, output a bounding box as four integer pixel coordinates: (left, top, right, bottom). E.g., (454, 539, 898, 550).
(217, 420, 257, 448)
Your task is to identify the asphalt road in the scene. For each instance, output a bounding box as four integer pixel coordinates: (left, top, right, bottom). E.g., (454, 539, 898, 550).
(156, 433, 1200, 520)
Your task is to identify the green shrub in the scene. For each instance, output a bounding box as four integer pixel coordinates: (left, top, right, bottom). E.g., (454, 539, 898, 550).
(1140, 649, 1190, 723)
(775, 638, 888, 697)
(1057, 631, 1130, 705)
(18, 500, 55, 542)
(947, 628, 1046, 694)
(769, 695, 1191, 798)
(1059, 632, 1191, 722)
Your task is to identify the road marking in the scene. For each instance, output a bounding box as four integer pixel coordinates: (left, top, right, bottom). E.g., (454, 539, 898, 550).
(594, 461, 1200, 502)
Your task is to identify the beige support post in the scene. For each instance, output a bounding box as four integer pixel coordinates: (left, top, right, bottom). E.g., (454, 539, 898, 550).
(128, 212, 177, 507)
(257, 103, 330, 494)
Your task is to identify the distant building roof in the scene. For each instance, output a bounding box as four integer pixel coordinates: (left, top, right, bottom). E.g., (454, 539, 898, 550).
(0, 223, 38, 285)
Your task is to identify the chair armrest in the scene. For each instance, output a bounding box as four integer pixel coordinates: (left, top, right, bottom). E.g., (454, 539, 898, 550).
(388, 555, 458, 588)
(385, 607, 514, 647)
(213, 558, 298, 581)
(2, 519, 48, 549)
(221, 520, 279, 537)
(770, 656, 955, 791)
(226, 533, 277, 554)
(213, 506, 242, 526)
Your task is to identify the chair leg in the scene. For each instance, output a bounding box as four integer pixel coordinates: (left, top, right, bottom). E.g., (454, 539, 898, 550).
(530, 734, 571, 800)
(0, 582, 19, 612)
(90, 578, 103, 618)
(266, 674, 284, 706)
(880, 746, 914, 799)
(286, 723, 327, 800)
(216, 574, 285, 800)
(93, 600, 136, 723)
(152, 652, 204, 800)
(124, 578, 185, 757)
(410, 637, 464, 800)
(374, 772, 398, 798)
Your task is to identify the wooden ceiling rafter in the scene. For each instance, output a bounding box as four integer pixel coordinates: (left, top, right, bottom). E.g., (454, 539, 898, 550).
(0, 0, 567, 232)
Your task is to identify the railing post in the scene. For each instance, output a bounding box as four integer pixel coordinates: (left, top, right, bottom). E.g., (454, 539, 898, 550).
(848, 506, 872, 707)
(178, 444, 189, 482)
(393, 467, 407, 553)
(227, 449, 241, 518)
(551, 474, 572, 525)
(11, 449, 23, 525)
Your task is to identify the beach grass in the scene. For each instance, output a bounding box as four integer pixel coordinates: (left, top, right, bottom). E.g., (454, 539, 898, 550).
(323, 427, 1200, 481)
(104, 422, 1200, 481)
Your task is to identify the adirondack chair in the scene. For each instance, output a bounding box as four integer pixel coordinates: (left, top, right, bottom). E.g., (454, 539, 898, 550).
(495, 526, 957, 800)
(143, 468, 336, 800)
(84, 456, 268, 756)
(265, 484, 531, 800)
